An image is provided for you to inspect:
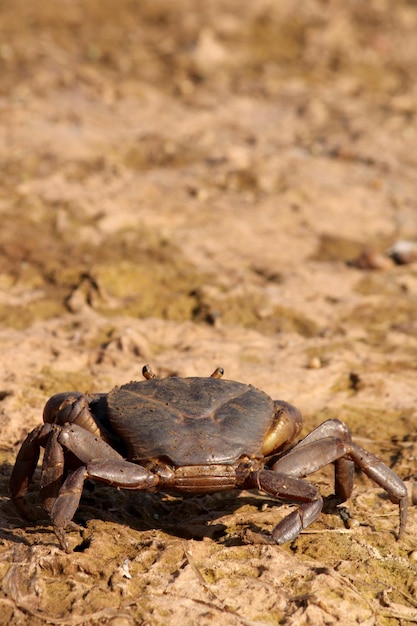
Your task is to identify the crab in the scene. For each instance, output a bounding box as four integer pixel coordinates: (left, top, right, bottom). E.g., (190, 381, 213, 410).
(10, 366, 407, 552)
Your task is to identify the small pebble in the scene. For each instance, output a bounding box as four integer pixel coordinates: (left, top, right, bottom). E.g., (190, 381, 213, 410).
(121, 558, 132, 579)
(308, 356, 322, 369)
(346, 517, 360, 529)
(387, 240, 417, 265)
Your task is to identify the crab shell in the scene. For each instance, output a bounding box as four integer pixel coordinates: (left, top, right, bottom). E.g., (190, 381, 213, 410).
(105, 377, 299, 466)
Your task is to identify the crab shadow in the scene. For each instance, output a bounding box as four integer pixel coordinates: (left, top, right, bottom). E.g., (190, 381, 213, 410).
(79, 482, 384, 546)
(66, 481, 283, 546)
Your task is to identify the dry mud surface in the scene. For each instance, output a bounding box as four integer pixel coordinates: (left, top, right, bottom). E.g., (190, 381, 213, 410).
(1, 1, 417, 625)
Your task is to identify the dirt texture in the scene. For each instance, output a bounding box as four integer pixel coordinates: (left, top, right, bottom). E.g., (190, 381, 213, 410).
(1, 1, 417, 624)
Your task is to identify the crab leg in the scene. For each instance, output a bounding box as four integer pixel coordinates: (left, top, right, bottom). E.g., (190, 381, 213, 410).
(281, 417, 355, 501)
(40, 429, 65, 514)
(271, 500, 325, 544)
(50, 423, 158, 551)
(247, 469, 324, 543)
(271, 419, 407, 538)
(9, 422, 55, 519)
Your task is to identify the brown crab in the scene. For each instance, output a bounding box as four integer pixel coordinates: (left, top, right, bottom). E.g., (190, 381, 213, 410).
(9, 366, 407, 552)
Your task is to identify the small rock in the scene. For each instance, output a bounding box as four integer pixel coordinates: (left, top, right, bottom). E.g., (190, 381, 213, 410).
(386, 240, 417, 265)
(307, 356, 322, 369)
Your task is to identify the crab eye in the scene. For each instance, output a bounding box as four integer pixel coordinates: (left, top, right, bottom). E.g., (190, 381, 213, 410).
(210, 367, 224, 379)
(142, 364, 157, 380)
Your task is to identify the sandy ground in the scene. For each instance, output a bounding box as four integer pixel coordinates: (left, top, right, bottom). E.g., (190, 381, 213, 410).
(1, 1, 417, 624)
